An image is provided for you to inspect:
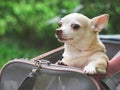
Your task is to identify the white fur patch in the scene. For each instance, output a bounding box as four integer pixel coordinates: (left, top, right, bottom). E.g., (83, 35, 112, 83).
(83, 63, 96, 74)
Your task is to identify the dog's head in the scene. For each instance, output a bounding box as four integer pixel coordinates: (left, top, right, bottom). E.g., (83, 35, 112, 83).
(55, 13, 109, 43)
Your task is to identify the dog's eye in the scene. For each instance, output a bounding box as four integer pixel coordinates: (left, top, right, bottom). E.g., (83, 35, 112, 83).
(58, 22, 62, 27)
(71, 24, 80, 30)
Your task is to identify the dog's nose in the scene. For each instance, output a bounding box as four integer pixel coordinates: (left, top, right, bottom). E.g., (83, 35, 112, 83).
(56, 30, 62, 35)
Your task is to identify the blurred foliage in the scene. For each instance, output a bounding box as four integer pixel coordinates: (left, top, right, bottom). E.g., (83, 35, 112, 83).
(0, 0, 120, 47)
(0, 0, 79, 49)
(80, 0, 120, 34)
(0, 0, 120, 67)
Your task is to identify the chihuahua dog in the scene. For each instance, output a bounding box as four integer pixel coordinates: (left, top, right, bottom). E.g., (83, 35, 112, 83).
(55, 13, 109, 74)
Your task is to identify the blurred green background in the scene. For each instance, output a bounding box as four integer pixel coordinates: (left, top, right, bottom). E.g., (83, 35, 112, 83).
(0, 0, 120, 68)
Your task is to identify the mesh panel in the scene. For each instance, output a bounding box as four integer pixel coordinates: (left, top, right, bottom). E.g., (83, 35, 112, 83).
(0, 62, 34, 90)
(33, 70, 98, 90)
(117, 84, 120, 90)
(42, 49, 64, 63)
(103, 42, 120, 59)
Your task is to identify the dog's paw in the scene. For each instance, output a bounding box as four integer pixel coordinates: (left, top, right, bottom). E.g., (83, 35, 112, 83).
(56, 61, 68, 66)
(83, 64, 96, 74)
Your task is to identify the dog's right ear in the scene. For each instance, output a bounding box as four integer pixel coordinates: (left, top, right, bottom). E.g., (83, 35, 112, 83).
(90, 14, 109, 32)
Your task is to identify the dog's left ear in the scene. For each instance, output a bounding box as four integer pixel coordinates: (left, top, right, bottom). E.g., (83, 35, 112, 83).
(90, 14, 109, 32)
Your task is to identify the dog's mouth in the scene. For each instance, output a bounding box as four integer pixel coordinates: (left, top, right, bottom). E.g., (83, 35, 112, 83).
(57, 37, 73, 42)
(55, 34, 73, 42)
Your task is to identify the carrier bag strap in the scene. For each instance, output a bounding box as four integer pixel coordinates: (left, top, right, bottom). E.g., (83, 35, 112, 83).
(18, 60, 42, 90)
(102, 71, 120, 90)
(18, 71, 37, 90)
(18, 60, 51, 90)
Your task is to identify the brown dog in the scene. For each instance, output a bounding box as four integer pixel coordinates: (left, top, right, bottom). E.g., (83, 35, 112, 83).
(55, 13, 109, 74)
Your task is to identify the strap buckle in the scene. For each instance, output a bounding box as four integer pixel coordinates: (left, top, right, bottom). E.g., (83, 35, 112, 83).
(32, 59, 51, 74)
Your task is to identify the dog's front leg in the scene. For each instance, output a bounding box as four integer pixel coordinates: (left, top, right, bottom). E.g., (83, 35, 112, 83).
(83, 52, 108, 74)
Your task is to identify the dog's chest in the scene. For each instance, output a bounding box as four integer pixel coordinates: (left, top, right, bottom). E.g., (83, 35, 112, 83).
(62, 50, 91, 68)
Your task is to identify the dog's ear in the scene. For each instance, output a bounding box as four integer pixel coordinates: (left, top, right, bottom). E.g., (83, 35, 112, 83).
(90, 14, 109, 32)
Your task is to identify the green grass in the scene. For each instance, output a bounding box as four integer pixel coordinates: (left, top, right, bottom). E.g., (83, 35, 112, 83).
(0, 39, 48, 68)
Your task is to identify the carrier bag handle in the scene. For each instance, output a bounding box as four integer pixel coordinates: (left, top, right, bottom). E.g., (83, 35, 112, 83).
(101, 53, 120, 90)
(101, 71, 120, 90)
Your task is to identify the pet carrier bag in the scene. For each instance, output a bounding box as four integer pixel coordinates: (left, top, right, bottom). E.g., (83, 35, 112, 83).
(0, 53, 120, 90)
(0, 59, 101, 90)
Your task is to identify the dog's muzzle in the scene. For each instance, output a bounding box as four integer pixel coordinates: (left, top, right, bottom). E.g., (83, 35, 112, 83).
(56, 29, 62, 36)
(55, 29, 73, 41)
